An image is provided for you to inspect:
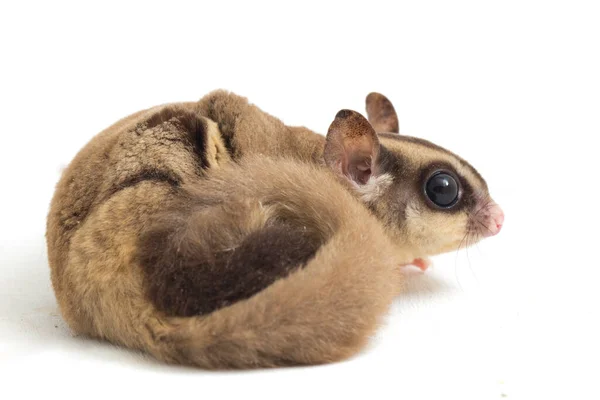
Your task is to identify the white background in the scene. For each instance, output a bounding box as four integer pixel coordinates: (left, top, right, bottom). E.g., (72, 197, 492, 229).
(1, 1, 599, 399)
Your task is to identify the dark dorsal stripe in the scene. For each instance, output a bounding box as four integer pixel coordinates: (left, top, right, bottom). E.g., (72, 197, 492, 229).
(112, 169, 181, 194)
(378, 133, 487, 188)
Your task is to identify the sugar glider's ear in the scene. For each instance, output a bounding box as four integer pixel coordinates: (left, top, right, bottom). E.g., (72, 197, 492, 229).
(365, 92, 399, 134)
(324, 109, 380, 185)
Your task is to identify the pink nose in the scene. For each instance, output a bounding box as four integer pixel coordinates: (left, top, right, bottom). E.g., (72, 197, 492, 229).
(485, 203, 504, 237)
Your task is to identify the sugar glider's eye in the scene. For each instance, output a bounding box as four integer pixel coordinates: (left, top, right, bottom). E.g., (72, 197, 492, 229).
(425, 172, 459, 208)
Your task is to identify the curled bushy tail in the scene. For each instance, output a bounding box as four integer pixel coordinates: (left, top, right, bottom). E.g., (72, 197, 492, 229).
(137, 158, 404, 369)
(144, 219, 402, 369)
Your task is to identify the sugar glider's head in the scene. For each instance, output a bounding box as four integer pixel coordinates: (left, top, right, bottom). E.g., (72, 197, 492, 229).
(323, 93, 504, 258)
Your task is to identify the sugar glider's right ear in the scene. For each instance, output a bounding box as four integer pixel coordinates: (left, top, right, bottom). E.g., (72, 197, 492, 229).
(323, 109, 380, 186)
(365, 92, 399, 134)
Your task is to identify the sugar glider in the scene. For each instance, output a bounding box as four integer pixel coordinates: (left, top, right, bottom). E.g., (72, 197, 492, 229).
(46, 91, 503, 368)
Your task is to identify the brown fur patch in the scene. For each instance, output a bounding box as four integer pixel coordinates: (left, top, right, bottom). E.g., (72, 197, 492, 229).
(196, 90, 325, 162)
(138, 215, 321, 317)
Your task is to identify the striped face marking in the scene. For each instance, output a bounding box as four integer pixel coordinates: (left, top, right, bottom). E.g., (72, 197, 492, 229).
(325, 92, 503, 259)
(370, 133, 500, 257)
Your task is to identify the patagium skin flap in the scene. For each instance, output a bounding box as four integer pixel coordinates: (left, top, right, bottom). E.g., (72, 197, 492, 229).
(46, 90, 503, 369)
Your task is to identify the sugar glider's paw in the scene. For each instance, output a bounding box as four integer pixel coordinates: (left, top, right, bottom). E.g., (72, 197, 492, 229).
(400, 257, 432, 272)
(412, 257, 432, 271)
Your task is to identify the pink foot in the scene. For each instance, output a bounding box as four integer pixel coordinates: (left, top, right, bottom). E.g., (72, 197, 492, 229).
(412, 258, 431, 271)
(400, 258, 432, 271)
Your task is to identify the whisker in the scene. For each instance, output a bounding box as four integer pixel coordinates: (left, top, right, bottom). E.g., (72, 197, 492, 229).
(454, 228, 471, 291)
(471, 199, 494, 219)
(475, 219, 494, 235)
(458, 195, 495, 289)
(464, 231, 480, 285)
(459, 196, 495, 286)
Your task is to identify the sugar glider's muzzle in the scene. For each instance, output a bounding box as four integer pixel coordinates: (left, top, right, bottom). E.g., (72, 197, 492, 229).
(483, 202, 504, 237)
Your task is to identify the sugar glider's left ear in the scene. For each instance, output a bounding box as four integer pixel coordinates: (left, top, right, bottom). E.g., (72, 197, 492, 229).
(365, 92, 399, 134)
(324, 109, 380, 185)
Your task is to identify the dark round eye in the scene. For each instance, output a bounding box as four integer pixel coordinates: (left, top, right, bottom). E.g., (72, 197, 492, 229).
(425, 172, 459, 207)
